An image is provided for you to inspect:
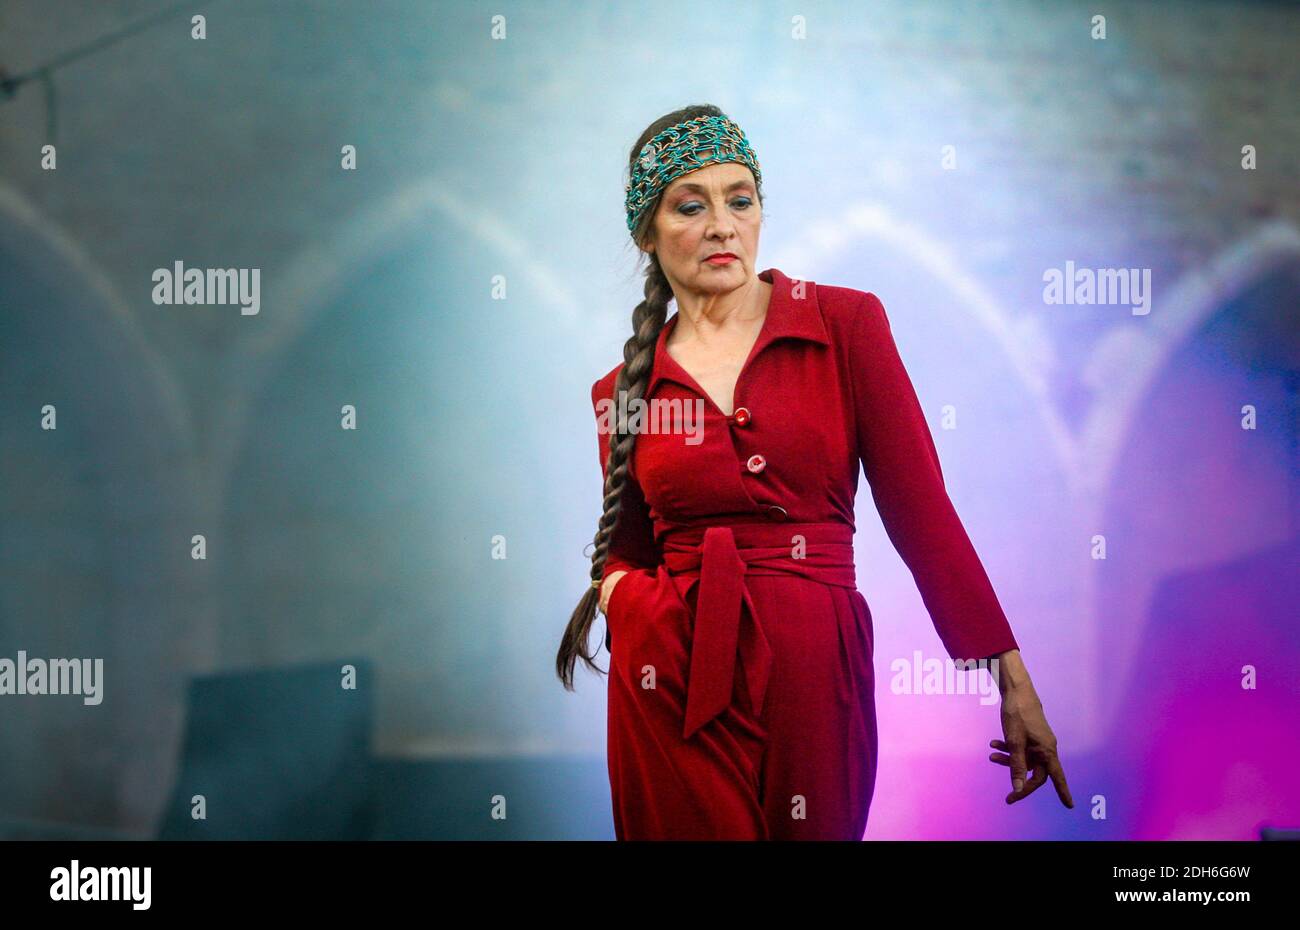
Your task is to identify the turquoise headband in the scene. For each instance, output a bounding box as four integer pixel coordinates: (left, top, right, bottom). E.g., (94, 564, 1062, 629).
(624, 113, 762, 233)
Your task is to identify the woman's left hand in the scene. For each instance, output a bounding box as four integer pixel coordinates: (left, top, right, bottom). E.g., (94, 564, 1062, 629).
(987, 651, 1074, 808)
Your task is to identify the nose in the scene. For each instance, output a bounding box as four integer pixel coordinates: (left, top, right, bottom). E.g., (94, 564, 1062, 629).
(706, 214, 736, 241)
(705, 197, 737, 239)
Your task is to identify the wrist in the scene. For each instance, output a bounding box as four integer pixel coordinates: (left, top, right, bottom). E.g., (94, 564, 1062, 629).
(989, 649, 1030, 694)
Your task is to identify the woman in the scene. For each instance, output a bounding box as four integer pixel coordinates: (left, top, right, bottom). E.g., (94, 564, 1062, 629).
(556, 104, 1072, 840)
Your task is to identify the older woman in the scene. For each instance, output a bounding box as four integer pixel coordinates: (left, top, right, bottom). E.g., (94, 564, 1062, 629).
(557, 104, 1071, 840)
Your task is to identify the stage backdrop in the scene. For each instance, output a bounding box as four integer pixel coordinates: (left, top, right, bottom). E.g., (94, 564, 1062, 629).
(0, 0, 1296, 840)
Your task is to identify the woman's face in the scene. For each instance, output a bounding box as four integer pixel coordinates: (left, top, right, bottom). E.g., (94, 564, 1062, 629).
(643, 161, 762, 297)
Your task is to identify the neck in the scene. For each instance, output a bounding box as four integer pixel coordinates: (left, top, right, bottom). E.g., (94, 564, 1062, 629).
(672, 274, 769, 341)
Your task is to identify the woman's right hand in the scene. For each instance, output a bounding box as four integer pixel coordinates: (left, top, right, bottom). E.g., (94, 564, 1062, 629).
(599, 570, 628, 615)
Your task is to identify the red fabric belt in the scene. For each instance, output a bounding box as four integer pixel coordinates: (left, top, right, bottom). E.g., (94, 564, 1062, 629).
(659, 521, 857, 740)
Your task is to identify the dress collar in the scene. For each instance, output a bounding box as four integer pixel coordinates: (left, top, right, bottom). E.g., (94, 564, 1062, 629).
(645, 267, 829, 398)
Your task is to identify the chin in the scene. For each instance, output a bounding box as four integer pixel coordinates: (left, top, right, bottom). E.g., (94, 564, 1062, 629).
(696, 267, 744, 286)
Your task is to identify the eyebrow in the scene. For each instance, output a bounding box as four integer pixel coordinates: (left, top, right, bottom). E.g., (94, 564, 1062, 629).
(668, 180, 754, 196)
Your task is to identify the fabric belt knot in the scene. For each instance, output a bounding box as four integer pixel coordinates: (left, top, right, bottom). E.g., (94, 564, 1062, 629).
(659, 521, 858, 740)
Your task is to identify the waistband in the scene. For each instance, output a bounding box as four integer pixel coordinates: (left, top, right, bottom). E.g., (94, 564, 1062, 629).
(657, 521, 857, 740)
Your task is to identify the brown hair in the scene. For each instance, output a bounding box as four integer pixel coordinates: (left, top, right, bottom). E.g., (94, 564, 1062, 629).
(555, 103, 764, 689)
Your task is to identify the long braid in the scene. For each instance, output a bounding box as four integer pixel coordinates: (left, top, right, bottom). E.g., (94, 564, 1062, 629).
(556, 259, 671, 688)
(557, 102, 743, 690)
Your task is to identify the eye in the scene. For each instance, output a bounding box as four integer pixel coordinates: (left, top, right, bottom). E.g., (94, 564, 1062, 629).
(677, 197, 753, 216)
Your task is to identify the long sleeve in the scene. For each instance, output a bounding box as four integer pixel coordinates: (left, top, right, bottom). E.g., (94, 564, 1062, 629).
(591, 377, 661, 584)
(848, 293, 1019, 663)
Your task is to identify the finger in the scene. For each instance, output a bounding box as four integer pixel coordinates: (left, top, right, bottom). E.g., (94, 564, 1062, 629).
(1047, 755, 1074, 808)
(989, 739, 1008, 750)
(599, 574, 619, 613)
(1005, 767, 1033, 803)
(988, 752, 1011, 766)
(1006, 768, 1041, 804)
(1018, 762, 1049, 799)
(1007, 742, 1028, 801)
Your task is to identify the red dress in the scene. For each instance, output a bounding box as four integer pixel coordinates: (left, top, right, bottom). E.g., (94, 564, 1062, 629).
(591, 266, 1019, 840)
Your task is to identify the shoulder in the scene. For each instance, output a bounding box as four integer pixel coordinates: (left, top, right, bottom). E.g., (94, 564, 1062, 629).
(591, 363, 624, 408)
(810, 281, 890, 344)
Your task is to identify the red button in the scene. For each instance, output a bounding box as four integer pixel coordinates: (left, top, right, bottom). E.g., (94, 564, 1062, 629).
(746, 454, 767, 474)
(732, 406, 751, 427)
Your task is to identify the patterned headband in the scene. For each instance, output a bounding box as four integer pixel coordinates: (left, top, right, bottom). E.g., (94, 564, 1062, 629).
(624, 113, 762, 233)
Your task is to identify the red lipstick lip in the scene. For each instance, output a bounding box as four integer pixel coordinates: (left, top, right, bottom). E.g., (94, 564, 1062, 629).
(705, 253, 737, 261)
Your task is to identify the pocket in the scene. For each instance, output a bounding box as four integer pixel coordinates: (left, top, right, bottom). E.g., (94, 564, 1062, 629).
(605, 567, 652, 646)
(853, 590, 874, 658)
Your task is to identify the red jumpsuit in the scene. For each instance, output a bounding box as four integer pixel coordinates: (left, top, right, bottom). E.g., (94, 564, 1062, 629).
(592, 267, 1020, 840)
